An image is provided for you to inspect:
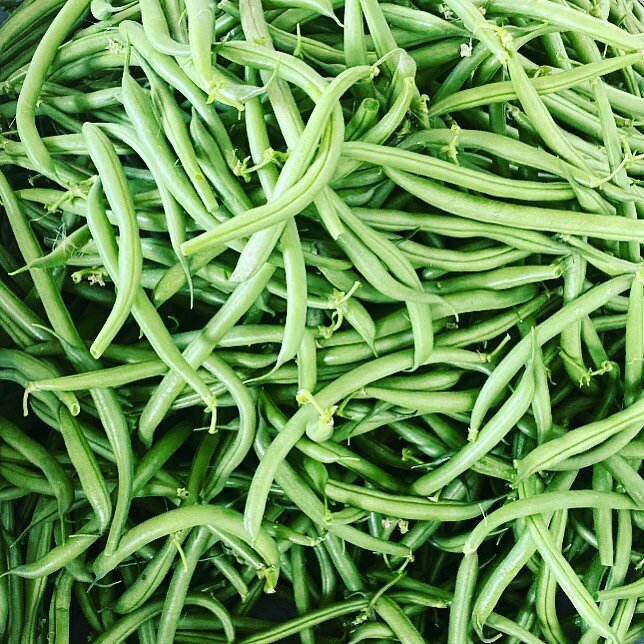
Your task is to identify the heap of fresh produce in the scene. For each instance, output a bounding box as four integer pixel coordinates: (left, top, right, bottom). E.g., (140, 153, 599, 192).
(0, 0, 643, 641)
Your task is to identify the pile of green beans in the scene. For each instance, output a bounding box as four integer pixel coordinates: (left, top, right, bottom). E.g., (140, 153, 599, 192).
(0, 0, 643, 641)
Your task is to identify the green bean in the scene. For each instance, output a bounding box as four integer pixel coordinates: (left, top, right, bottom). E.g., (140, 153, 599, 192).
(146, 64, 218, 211)
(596, 577, 644, 602)
(592, 466, 615, 567)
(201, 354, 256, 499)
(4, 526, 24, 642)
(463, 490, 637, 554)
(519, 479, 619, 643)
(58, 407, 111, 532)
(344, 141, 574, 201)
(430, 51, 644, 116)
(0, 530, 8, 640)
(387, 168, 644, 243)
(374, 596, 425, 644)
(334, 198, 434, 365)
(624, 274, 644, 405)
(402, 128, 640, 204)
(92, 505, 280, 591)
(156, 527, 214, 644)
(603, 455, 644, 508)
(8, 529, 98, 579)
(138, 0, 186, 55)
(21, 500, 55, 643)
(516, 391, 644, 480)
(211, 549, 250, 601)
(325, 479, 493, 521)
(472, 275, 632, 433)
(14, 0, 90, 177)
(482, 0, 644, 53)
(84, 169, 218, 444)
(344, 0, 372, 99)
(581, 509, 633, 643)
(412, 356, 535, 496)
(139, 263, 274, 444)
(120, 68, 217, 231)
(113, 538, 178, 614)
(0, 418, 73, 523)
(236, 75, 309, 369)
(290, 545, 314, 644)
(247, 348, 472, 538)
(95, 593, 235, 644)
(30, 359, 167, 392)
(83, 124, 142, 358)
(240, 598, 368, 644)
(0, 348, 80, 415)
(47, 570, 74, 644)
(535, 508, 568, 644)
(184, 0, 214, 92)
(448, 552, 478, 644)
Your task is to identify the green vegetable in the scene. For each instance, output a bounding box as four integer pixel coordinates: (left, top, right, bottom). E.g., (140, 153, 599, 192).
(0, 0, 642, 641)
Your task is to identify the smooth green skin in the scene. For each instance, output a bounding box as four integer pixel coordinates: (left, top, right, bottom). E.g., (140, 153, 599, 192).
(0, 417, 74, 524)
(83, 122, 142, 358)
(412, 357, 536, 496)
(240, 598, 369, 644)
(21, 499, 55, 644)
(15, 0, 91, 177)
(0, 280, 50, 343)
(581, 509, 633, 644)
(429, 50, 644, 116)
(94, 594, 235, 644)
(92, 505, 280, 591)
(597, 577, 644, 602)
(184, 0, 214, 91)
(343, 141, 575, 201)
(480, 0, 644, 55)
(47, 571, 74, 644)
(85, 176, 217, 437)
(201, 355, 257, 499)
(156, 526, 213, 644)
(387, 169, 644, 243)
(400, 132, 640, 207)
(624, 277, 644, 405)
(374, 596, 425, 644)
(519, 478, 619, 643)
(471, 275, 633, 432)
(0, 348, 80, 415)
(57, 407, 112, 533)
(120, 69, 218, 232)
(447, 552, 478, 644)
(325, 479, 494, 521)
(7, 531, 98, 579)
(515, 391, 644, 480)
(535, 507, 568, 643)
(31, 359, 167, 391)
(138, 263, 274, 445)
(592, 465, 615, 567)
(463, 491, 638, 555)
(445, 0, 590, 170)
(0, 169, 133, 558)
(145, 61, 218, 215)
